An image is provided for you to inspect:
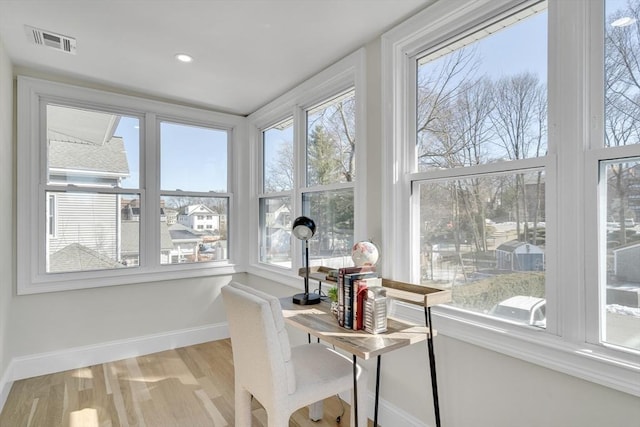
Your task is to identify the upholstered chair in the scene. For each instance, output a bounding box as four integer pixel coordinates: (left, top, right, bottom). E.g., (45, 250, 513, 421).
(221, 282, 363, 427)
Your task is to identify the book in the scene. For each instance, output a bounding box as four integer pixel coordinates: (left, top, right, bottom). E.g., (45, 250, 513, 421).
(337, 266, 375, 327)
(343, 270, 378, 329)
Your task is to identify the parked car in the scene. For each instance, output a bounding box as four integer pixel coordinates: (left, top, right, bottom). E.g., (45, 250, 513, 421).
(489, 296, 546, 328)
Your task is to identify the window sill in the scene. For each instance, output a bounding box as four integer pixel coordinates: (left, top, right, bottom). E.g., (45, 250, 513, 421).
(390, 301, 640, 398)
(18, 263, 240, 295)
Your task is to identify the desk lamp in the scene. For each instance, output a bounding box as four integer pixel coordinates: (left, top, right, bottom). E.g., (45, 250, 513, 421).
(292, 216, 321, 305)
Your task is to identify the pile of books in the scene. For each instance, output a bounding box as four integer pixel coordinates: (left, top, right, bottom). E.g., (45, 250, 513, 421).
(336, 266, 382, 330)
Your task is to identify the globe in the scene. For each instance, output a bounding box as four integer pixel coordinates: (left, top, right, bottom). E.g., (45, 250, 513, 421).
(351, 241, 380, 267)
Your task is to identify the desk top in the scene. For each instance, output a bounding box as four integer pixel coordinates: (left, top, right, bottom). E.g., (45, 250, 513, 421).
(281, 297, 431, 360)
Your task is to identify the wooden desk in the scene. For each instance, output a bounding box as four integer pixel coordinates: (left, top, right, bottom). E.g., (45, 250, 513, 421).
(281, 298, 431, 360)
(295, 267, 452, 427)
(282, 298, 435, 427)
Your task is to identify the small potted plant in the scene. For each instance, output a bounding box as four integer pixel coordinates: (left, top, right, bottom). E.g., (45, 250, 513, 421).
(327, 286, 339, 317)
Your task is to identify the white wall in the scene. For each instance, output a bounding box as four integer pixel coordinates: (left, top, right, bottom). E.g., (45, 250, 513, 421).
(0, 35, 13, 405)
(7, 276, 233, 357)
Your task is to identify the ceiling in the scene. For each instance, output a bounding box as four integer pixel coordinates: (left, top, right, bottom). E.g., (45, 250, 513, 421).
(0, 0, 430, 116)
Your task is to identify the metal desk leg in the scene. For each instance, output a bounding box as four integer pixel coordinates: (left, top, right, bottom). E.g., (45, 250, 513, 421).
(425, 307, 441, 427)
(353, 354, 359, 427)
(374, 355, 381, 427)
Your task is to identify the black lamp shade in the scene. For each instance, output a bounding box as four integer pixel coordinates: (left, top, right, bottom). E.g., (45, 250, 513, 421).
(292, 216, 316, 241)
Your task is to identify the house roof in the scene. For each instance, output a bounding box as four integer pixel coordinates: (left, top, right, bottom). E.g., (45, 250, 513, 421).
(49, 137, 129, 175)
(49, 243, 123, 273)
(496, 240, 543, 253)
(168, 223, 203, 242)
(47, 105, 129, 175)
(48, 104, 118, 144)
(121, 220, 173, 254)
(180, 204, 216, 216)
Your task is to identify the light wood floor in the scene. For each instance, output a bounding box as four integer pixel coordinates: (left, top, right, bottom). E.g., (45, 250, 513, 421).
(0, 339, 361, 427)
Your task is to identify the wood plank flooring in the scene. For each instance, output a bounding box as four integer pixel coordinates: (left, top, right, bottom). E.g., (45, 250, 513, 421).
(0, 339, 360, 427)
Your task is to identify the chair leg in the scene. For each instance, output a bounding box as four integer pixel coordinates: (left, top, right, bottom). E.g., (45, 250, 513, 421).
(234, 386, 252, 427)
(266, 409, 291, 427)
(308, 400, 324, 421)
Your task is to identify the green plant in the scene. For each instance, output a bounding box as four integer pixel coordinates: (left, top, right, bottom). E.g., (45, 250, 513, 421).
(327, 286, 338, 302)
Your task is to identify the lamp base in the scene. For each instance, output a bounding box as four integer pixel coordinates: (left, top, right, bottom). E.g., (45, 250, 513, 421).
(292, 292, 321, 305)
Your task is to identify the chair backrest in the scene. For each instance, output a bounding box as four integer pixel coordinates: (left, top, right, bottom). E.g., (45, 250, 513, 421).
(221, 282, 296, 402)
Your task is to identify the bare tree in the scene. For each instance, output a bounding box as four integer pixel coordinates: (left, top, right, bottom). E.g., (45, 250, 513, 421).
(264, 142, 294, 192)
(491, 73, 547, 242)
(605, 0, 640, 243)
(417, 47, 481, 168)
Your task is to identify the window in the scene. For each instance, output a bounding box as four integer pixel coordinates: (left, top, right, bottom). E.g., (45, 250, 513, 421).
(17, 77, 243, 293)
(160, 121, 229, 264)
(600, 158, 640, 352)
(384, 0, 640, 395)
(596, 0, 640, 353)
(259, 118, 294, 268)
(251, 50, 365, 276)
(304, 90, 356, 268)
(413, 3, 548, 326)
(258, 91, 357, 270)
(45, 104, 141, 274)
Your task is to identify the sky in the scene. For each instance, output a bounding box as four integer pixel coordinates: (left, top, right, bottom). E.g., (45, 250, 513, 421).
(116, 118, 228, 193)
(473, 10, 547, 82)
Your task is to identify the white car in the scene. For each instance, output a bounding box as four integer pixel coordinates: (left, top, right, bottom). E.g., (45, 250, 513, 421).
(489, 296, 546, 328)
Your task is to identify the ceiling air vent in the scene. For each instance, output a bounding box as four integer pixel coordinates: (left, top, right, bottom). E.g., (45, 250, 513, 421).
(25, 25, 76, 54)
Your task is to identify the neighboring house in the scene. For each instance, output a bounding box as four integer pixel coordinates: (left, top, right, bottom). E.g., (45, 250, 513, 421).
(266, 204, 291, 229)
(265, 204, 292, 257)
(177, 204, 221, 232)
(496, 240, 545, 271)
(46, 106, 130, 272)
(120, 199, 173, 265)
(119, 220, 174, 266)
(168, 223, 203, 263)
(164, 207, 179, 225)
(48, 243, 123, 273)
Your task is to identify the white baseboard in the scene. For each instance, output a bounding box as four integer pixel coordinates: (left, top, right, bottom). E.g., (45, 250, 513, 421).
(367, 392, 430, 427)
(339, 389, 430, 427)
(0, 322, 229, 413)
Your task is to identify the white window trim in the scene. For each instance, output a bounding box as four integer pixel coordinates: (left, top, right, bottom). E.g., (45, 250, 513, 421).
(382, 0, 640, 397)
(247, 49, 367, 286)
(17, 76, 246, 294)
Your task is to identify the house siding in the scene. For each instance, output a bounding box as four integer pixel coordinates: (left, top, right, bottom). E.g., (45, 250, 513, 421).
(48, 192, 120, 262)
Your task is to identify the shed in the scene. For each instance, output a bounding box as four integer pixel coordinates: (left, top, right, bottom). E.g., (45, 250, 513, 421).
(613, 243, 640, 283)
(496, 240, 544, 271)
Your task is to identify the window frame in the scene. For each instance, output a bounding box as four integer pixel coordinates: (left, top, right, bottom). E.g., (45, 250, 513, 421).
(17, 76, 245, 294)
(382, 0, 640, 396)
(248, 49, 367, 285)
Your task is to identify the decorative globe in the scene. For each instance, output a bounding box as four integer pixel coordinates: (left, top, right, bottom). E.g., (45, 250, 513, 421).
(351, 240, 379, 267)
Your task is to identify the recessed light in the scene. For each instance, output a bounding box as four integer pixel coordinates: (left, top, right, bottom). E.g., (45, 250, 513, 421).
(611, 16, 636, 27)
(175, 53, 193, 63)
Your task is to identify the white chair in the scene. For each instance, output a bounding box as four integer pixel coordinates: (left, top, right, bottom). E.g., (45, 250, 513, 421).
(221, 281, 364, 427)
